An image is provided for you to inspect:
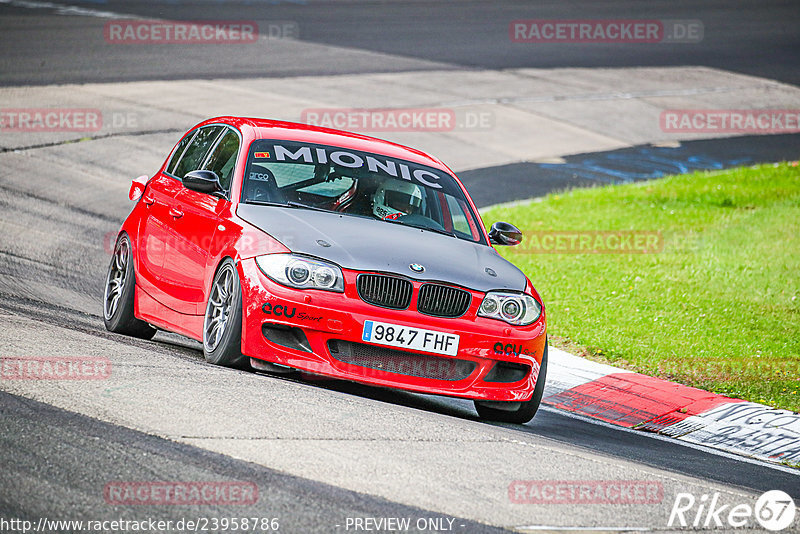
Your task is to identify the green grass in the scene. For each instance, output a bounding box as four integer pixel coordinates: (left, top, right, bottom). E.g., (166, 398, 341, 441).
(483, 162, 800, 412)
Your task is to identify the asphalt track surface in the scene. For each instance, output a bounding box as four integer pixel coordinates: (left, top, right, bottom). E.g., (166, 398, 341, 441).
(1, 1, 799, 532)
(463, 133, 800, 207)
(0, 0, 798, 86)
(0, 391, 505, 533)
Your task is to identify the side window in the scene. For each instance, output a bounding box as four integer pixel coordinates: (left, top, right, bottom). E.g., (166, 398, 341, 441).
(172, 126, 223, 179)
(166, 131, 196, 175)
(446, 195, 472, 236)
(203, 129, 239, 192)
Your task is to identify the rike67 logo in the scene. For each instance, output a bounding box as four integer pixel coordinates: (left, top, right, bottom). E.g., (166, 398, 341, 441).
(669, 490, 796, 531)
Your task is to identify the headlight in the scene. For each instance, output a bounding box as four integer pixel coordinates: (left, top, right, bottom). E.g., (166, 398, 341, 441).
(255, 254, 344, 292)
(478, 291, 541, 326)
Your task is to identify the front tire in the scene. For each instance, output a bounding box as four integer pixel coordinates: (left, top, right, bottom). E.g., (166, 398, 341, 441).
(103, 234, 157, 339)
(203, 259, 249, 369)
(474, 339, 548, 424)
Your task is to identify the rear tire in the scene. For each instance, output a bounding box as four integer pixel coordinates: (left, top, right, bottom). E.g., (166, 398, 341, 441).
(103, 234, 157, 340)
(474, 339, 548, 424)
(203, 259, 249, 369)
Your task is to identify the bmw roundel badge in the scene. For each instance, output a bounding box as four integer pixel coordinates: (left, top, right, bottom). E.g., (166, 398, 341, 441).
(409, 263, 425, 273)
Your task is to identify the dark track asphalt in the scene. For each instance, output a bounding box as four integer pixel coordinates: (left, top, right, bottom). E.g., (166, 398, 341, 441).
(0, 389, 505, 533)
(276, 367, 800, 500)
(463, 133, 800, 207)
(0, 0, 798, 86)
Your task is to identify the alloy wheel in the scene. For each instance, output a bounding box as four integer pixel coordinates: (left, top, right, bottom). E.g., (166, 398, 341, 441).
(204, 263, 235, 353)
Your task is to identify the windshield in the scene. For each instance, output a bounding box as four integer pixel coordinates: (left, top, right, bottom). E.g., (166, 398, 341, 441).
(241, 140, 485, 244)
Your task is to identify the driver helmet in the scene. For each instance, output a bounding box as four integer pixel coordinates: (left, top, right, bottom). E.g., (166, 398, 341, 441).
(372, 179, 424, 220)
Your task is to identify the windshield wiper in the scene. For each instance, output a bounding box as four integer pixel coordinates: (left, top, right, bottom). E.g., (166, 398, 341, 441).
(243, 199, 285, 207)
(244, 199, 331, 213)
(383, 218, 456, 238)
(286, 201, 332, 213)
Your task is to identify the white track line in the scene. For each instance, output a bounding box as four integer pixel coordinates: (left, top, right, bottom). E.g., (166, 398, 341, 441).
(0, 0, 133, 18)
(514, 527, 650, 532)
(540, 406, 800, 475)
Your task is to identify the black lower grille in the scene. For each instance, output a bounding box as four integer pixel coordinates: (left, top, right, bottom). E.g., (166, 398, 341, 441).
(262, 323, 311, 352)
(483, 361, 530, 383)
(356, 274, 413, 309)
(417, 283, 471, 317)
(328, 340, 476, 381)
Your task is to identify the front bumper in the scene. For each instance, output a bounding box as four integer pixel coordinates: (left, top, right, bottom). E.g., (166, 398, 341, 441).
(238, 258, 546, 402)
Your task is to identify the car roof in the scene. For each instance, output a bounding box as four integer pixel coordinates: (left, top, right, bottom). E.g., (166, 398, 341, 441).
(196, 116, 454, 174)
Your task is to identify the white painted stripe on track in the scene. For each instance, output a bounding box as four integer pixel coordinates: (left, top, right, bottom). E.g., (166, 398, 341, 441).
(0, 0, 133, 18)
(544, 342, 800, 467)
(545, 345, 800, 467)
(539, 405, 800, 475)
(545, 346, 634, 397)
(662, 402, 800, 466)
(514, 527, 651, 532)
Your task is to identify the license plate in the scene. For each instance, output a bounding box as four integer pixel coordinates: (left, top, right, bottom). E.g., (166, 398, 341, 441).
(362, 320, 459, 356)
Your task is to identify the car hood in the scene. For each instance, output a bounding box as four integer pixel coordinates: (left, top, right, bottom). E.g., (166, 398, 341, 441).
(236, 204, 527, 293)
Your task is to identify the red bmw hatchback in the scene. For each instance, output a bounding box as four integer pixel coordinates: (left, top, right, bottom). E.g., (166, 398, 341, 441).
(104, 117, 547, 423)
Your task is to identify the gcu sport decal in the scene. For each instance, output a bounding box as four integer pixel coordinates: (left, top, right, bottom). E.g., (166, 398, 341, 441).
(494, 342, 536, 357)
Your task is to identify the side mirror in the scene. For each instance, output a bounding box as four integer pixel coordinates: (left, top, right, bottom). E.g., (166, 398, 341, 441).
(183, 170, 223, 196)
(129, 175, 149, 201)
(488, 221, 523, 246)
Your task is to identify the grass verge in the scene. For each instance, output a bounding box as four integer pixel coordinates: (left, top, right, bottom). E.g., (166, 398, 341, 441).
(483, 162, 800, 412)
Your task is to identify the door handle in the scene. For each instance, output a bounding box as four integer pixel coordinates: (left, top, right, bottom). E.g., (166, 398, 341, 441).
(142, 195, 155, 206)
(169, 207, 184, 219)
